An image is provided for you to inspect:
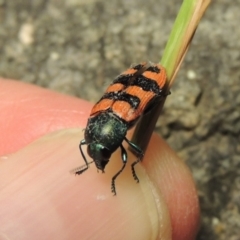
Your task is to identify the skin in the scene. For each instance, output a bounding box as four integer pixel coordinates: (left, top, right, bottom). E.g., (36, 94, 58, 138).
(0, 79, 200, 240)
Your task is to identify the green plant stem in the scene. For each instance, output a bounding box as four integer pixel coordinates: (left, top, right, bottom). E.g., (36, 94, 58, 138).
(130, 0, 211, 153)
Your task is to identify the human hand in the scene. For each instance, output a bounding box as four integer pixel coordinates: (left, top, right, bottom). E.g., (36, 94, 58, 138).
(0, 79, 199, 240)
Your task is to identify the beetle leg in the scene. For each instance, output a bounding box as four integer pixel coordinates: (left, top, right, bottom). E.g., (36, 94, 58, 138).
(124, 137, 144, 183)
(111, 144, 127, 195)
(75, 139, 89, 175)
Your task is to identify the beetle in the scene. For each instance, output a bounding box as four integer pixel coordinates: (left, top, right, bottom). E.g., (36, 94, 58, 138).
(74, 62, 167, 195)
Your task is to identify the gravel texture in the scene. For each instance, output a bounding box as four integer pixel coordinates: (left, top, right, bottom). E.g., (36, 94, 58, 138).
(0, 0, 239, 239)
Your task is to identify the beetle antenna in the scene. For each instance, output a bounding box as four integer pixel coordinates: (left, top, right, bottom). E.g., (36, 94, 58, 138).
(70, 161, 94, 175)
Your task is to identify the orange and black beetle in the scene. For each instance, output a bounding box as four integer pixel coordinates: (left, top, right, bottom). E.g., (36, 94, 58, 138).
(75, 62, 167, 194)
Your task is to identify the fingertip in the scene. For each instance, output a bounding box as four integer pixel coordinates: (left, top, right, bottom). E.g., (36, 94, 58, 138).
(0, 129, 172, 240)
(143, 133, 200, 240)
(0, 78, 200, 239)
(0, 79, 92, 155)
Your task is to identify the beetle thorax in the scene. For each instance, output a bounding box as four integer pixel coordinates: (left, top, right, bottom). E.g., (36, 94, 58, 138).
(85, 112, 128, 152)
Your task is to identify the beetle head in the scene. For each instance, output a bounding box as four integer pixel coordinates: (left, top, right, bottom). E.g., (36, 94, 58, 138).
(87, 143, 111, 171)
